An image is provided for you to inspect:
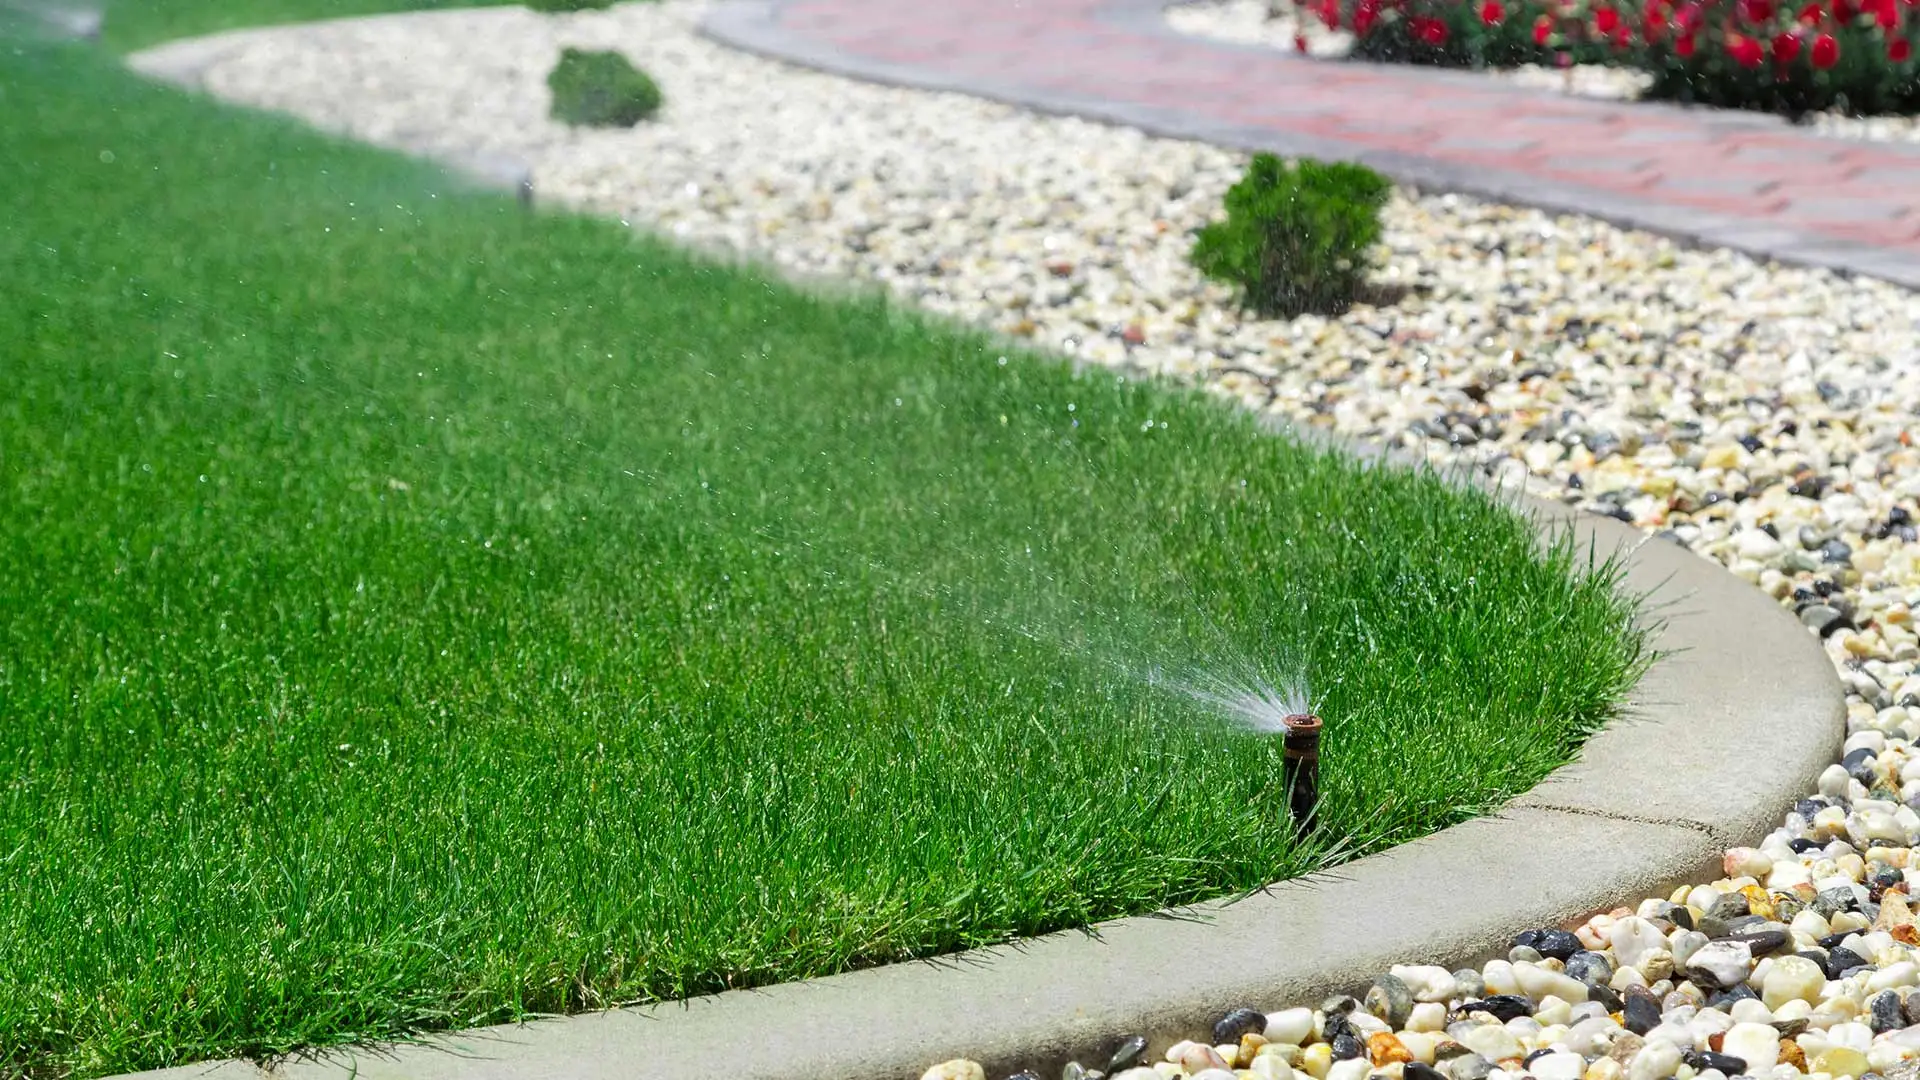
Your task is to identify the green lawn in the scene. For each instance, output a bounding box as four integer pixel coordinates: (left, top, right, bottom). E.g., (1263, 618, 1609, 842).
(99, 0, 516, 51)
(2, 17, 1646, 1080)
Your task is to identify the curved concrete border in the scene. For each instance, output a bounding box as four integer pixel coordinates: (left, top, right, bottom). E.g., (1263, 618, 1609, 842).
(107, 429, 1841, 1080)
(107, 21, 1842, 1080)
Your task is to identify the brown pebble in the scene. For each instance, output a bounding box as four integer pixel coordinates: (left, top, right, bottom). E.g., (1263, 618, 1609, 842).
(1121, 324, 1146, 346)
(1780, 1040, 1807, 1072)
(1878, 892, 1915, 937)
(1708, 1032, 1726, 1053)
(1607, 1033, 1646, 1066)
(1369, 1034, 1413, 1066)
(1240, 1033, 1270, 1062)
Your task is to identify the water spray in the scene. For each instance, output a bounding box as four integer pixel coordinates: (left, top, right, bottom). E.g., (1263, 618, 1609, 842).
(1156, 670, 1322, 839)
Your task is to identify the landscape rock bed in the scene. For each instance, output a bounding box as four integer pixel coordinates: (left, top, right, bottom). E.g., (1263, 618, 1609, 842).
(128, 3, 1920, 1076)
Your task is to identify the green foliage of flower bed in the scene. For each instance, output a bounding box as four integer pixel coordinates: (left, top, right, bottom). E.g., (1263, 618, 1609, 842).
(1296, 0, 1920, 116)
(1191, 153, 1393, 318)
(547, 46, 663, 127)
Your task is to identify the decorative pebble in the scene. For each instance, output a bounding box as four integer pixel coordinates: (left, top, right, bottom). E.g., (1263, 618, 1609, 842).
(1265, 1009, 1314, 1046)
(1367, 975, 1416, 1029)
(1686, 940, 1756, 989)
(1214, 1007, 1266, 1045)
(1106, 1035, 1149, 1074)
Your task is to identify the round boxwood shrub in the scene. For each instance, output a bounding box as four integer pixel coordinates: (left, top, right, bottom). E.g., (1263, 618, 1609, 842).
(547, 47, 663, 127)
(1190, 153, 1392, 319)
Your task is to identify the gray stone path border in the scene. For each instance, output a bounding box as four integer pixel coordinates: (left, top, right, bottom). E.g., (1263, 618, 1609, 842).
(105, 18, 1843, 1080)
(106, 463, 1841, 1080)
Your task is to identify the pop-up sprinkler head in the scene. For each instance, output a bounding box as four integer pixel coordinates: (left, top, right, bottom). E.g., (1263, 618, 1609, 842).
(1281, 713, 1321, 838)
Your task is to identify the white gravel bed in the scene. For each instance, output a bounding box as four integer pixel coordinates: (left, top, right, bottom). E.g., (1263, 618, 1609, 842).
(1165, 0, 1920, 144)
(129, 4, 1920, 1077)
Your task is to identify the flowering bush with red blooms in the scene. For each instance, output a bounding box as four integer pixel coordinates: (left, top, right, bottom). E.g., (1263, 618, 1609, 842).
(1296, 0, 1592, 68)
(1631, 0, 1920, 115)
(1297, 0, 1920, 114)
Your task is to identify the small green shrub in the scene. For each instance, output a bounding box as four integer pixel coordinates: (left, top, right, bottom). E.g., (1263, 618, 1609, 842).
(547, 47, 662, 127)
(527, 0, 616, 11)
(1190, 153, 1392, 319)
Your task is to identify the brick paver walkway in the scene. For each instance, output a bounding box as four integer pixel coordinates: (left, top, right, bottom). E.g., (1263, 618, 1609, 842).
(704, 0, 1920, 287)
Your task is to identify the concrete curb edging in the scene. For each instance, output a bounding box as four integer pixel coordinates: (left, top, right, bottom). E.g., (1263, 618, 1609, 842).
(105, 19, 1842, 1079)
(696, 0, 1920, 291)
(106, 421, 1842, 1080)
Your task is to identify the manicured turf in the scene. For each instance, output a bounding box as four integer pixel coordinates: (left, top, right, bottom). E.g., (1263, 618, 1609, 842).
(99, 0, 515, 50)
(2, 22, 1646, 1080)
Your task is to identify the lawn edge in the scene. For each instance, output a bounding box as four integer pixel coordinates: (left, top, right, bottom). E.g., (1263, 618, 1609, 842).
(104, 440, 1841, 1080)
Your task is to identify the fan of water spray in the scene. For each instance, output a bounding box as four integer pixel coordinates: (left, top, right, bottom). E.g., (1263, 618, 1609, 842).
(1151, 665, 1324, 838)
(1154, 667, 1313, 735)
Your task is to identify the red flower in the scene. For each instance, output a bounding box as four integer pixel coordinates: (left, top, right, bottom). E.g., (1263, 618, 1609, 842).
(1644, 9, 1670, 39)
(1894, 36, 1915, 59)
(1871, 0, 1900, 29)
(1676, 2, 1706, 28)
(1294, 32, 1311, 51)
(1833, 0, 1853, 20)
(1739, 0, 1774, 21)
(1481, 0, 1506, 23)
(1413, 15, 1450, 42)
(1353, 0, 1380, 33)
(1534, 12, 1555, 41)
(1594, 6, 1620, 30)
(1811, 30, 1840, 64)
(1677, 31, 1699, 53)
(1612, 21, 1634, 45)
(1797, 1, 1823, 20)
(1727, 31, 1766, 63)
(1318, 0, 1340, 29)
(1772, 29, 1802, 59)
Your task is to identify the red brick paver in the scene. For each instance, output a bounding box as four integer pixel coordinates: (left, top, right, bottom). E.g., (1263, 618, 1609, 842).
(705, 0, 1920, 286)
